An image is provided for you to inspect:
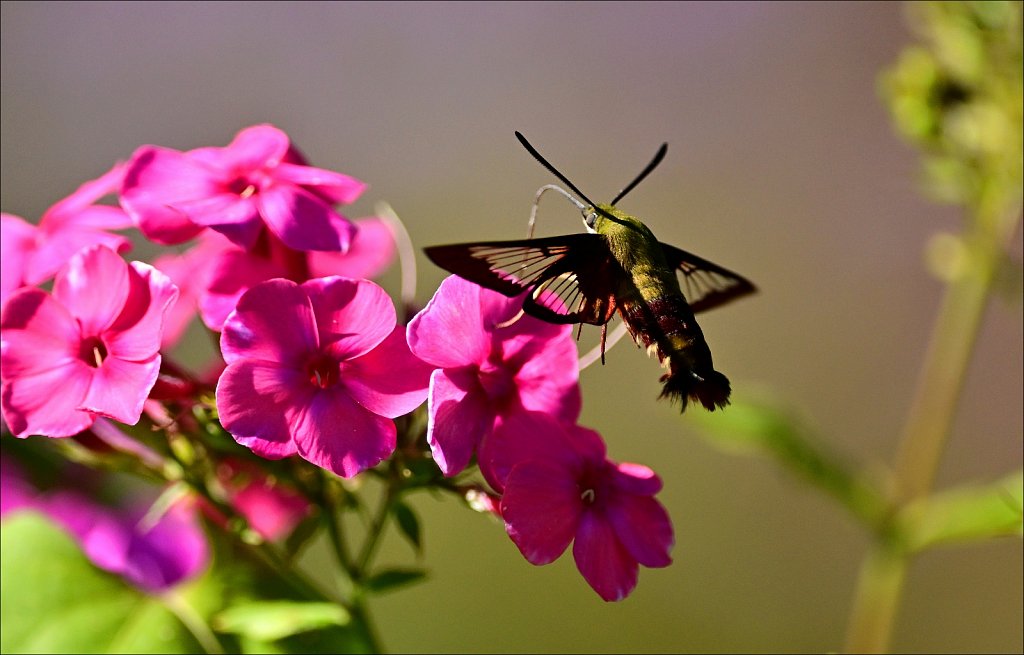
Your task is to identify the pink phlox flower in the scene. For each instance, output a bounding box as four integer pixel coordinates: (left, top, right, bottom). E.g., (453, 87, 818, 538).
(151, 230, 231, 348)
(482, 411, 674, 602)
(1, 245, 178, 437)
(196, 216, 396, 332)
(406, 275, 582, 477)
(216, 277, 431, 478)
(1, 163, 131, 306)
(1, 457, 208, 593)
(216, 459, 310, 541)
(120, 124, 366, 252)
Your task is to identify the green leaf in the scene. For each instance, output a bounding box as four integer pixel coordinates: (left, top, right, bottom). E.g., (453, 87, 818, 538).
(899, 469, 1023, 552)
(364, 568, 427, 593)
(0, 513, 205, 654)
(391, 500, 422, 553)
(691, 401, 886, 528)
(213, 601, 350, 642)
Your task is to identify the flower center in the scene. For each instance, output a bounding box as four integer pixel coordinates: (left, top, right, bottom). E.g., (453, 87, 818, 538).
(79, 335, 108, 368)
(306, 354, 339, 389)
(227, 175, 258, 198)
(580, 488, 597, 505)
(477, 361, 515, 402)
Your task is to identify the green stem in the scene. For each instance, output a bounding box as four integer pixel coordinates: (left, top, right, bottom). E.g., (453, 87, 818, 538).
(843, 195, 1021, 653)
(162, 590, 226, 655)
(318, 471, 357, 578)
(356, 471, 399, 576)
(844, 545, 908, 654)
(891, 231, 1003, 504)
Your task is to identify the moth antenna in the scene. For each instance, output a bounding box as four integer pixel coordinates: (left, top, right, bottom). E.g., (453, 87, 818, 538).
(611, 142, 668, 205)
(527, 184, 586, 239)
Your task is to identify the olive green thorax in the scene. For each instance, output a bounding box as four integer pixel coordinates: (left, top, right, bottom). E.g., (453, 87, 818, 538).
(587, 203, 682, 304)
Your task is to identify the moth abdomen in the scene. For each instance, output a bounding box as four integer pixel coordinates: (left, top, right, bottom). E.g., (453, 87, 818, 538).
(620, 294, 731, 412)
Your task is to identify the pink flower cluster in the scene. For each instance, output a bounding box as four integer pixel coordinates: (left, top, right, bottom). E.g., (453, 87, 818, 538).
(0, 124, 673, 601)
(409, 276, 673, 600)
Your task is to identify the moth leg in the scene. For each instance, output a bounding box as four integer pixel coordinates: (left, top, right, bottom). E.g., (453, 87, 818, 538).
(600, 323, 608, 365)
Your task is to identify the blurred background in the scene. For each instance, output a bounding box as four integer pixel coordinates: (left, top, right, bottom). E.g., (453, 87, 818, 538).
(2, 1, 1021, 652)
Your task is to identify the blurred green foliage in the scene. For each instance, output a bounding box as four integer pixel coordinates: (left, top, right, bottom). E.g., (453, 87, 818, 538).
(882, 1, 1022, 208)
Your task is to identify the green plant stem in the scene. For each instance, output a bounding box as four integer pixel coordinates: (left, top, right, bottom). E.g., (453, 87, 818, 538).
(891, 232, 1004, 504)
(163, 590, 226, 655)
(844, 196, 1021, 653)
(844, 545, 908, 654)
(356, 478, 397, 576)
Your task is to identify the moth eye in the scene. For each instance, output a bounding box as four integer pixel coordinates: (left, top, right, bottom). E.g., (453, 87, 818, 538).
(584, 211, 598, 229)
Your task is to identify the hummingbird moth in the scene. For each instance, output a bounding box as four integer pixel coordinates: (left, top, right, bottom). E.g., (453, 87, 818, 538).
(424, 132, 756, 412)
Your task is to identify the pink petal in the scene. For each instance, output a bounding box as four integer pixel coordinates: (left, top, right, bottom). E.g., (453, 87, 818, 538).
(221, 124, 290, 170)
(105, 262, 179, 361)
(121, 501, 209, 592)
(1, 362, 94, 437)
(53, 246, 130, 336)
(606, 493, 674, 568)
(175, 193, 261, 228)
(341, 326, 431, 418)
(271, 162, 367, 205)
(407, 276, 490, 368)
(80, 355, 161, 424)
(44, 162, 129, 226)
(426, 368, 492, 477)
(124, 190, 205, 245)
(562, 422, 607, 467)
(230, 477, 308, 541)
(479, 411, 592, 492)
(290, 387, 396, 478)
(477, 286, 527, 330)
(216, 360, 303, 459)
(499, 319, 581, 422)
(120, 146, 220, 244)
(24, 227, 132, 287)
(151, 236, 229, 348)
(500, 460, 582, 566)
(47, 205, 132, 231)
(572, 510, 639, 602)
(220, 279, 318, 368)
(303, 277, 396, 360)
(0, 214, 36, 304)
(610, 462, 663, 496)
(200, 248, 286, 332)
(307, 217, 396, 280)
(258, 184, 354, 252)
(0, 288, 79, 378)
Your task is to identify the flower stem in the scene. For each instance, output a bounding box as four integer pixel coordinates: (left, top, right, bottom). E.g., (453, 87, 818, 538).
(843, 196, 1021, 653)
(162, 590, 226, 654)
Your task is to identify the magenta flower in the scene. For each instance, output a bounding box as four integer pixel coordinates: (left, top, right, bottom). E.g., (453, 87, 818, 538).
(482, 411, 674, 602)
(217, 459, 309, 541)
(216, 277, 431, 477)
(199, 216, 395, 332)
(1, 245, 178, 437)
(120, 124, 366, 251)
(1, 457, 208, 593)
(1, 163, 131, 306)
(406, 275, 581, 477)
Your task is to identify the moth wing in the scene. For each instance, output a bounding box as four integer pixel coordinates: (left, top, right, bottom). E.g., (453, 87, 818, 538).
(424, 234, 619, 326)
(660, 242, 757, 313)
